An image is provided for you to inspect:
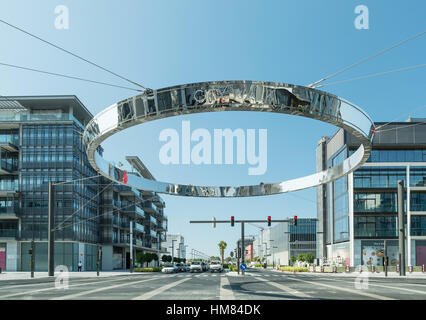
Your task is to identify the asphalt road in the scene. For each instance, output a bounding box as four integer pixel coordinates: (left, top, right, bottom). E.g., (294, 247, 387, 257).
(0, 268, 425, 300)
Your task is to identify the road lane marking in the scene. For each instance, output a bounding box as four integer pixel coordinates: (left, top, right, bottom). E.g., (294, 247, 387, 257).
(52, 277, 160, 300)
(0, 276, 135, 299)
(133, 277, 191, 300)
(220, 275, 235, 300)
(254, 277, 311, 299)
(329, 278, 426, 295)
(290, 276, 395, 300)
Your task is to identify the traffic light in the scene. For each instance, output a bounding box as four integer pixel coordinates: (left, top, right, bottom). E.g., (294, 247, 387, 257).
(294, 216, 297, 226)
(267, 216, 271, 227)
(231, 216, 235, 227)
(212, 217, 216, 229)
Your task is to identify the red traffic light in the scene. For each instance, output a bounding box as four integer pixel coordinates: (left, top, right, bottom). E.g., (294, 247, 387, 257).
(294, 216, 297, 226)
(231, 216, 235, 227)
(267, 216, 271, 226)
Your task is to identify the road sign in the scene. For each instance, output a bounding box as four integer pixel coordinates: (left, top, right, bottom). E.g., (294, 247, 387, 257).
(240, 263, 247, 271)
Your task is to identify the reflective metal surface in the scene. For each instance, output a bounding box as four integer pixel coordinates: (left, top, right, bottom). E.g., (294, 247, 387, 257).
(83, 81, 374, 197)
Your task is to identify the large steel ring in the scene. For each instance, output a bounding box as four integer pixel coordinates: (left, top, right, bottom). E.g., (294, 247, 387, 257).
(83, 81, 374, 197)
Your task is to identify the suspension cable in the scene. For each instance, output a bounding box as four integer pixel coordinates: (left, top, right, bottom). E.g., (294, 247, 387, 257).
(0, 18, 150, 91)
(314, 64, 426, 88)
(0, 62, 144, 92)
(307, 29, 426, 88)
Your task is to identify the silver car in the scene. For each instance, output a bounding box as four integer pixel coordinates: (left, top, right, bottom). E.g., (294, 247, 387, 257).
(209, 261, 223, 273)
(162, 263, 178, 273)
(190, 261, 203, 273)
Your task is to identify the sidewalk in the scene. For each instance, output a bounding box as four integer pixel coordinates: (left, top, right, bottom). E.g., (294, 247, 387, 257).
(0, 270, 139, 281)
(271, 268, 426, 279)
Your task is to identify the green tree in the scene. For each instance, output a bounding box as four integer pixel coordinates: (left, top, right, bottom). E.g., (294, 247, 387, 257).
(290, 256, 297, 265)
(136, 253, 148, 266)
(297, 254, 306, 262)
(218, 241, 227, 264)
(305, 252, 315, 264)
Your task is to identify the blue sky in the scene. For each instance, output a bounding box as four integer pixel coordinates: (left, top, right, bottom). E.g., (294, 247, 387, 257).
(1, 0, 425, 257)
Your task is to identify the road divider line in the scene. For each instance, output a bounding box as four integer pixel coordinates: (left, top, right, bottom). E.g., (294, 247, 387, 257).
(254, 277, 311, 299)
(328, 278, 426, 295)
(220, 276, 235, 300)
(133, 277, 191, 300)
(52, 277, 160, 300)
(290, 276, 395, 300)
(0, 276, 134, 299)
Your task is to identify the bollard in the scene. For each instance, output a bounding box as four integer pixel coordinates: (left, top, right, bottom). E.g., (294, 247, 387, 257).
(358, 265, 362, 273)
(423, 264, 425, 273)
(0, 267, 2, 273)
(396, 264, 399, 273)
(409, 266, 413, 273)
(346, 265, 349, 273)
(313, 266, 316, 273)
(372, 265, 375, 273)
(321, 266, 324, 273)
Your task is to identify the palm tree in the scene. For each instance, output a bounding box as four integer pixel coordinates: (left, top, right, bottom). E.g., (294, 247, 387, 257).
(218, 241, 227, 264)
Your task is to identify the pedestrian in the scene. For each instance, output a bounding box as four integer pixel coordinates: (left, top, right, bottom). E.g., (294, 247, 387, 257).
(78, 261, 82, 272)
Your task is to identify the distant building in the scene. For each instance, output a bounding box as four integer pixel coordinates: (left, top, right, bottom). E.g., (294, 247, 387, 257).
(162, 234, 185, 260)
(253, 219, 317, 265)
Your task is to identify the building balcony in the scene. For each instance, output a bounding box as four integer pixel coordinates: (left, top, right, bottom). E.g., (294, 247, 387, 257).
(152, 195, 165, 208)
(0, 229, 17, 239)
(134, 222, 144, 233)
(141, 201, 157, 214)
(0, 141, 19, 153)
(156, 222, 167, 232)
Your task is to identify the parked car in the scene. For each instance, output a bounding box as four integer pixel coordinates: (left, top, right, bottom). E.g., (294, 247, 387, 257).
(162, 263, 178, 273)
(176, 263, 187, 272)
(209, 261, 223, 273)
(190, 261, 203, 273)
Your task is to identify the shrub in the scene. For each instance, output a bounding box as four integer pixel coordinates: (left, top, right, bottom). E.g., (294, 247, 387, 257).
(222, 264, 229, 269)
(254, 264, 264, 268)
(279, 266, 308, 272)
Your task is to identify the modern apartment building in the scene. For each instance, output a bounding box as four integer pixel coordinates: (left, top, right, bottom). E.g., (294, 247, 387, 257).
(0, 96, 167, 272)
(316, 120, 426, 267)
(252, 218, 317, 265)
(100, 156, 168, 270)
(162, 234, 185, 260)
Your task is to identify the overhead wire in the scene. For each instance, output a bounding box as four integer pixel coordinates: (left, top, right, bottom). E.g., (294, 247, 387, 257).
(0, 62, 144, 92)
(314, 64, 426, 88)
(308, 29, 426, 88)
(0, 18, 150, 91)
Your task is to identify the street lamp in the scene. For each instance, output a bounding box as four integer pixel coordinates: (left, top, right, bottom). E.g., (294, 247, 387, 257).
(170, 239, 177, 263)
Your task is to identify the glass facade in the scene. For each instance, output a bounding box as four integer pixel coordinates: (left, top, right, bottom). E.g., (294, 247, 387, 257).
(327, 147, 349, 243)
(350, 149, 426, 163)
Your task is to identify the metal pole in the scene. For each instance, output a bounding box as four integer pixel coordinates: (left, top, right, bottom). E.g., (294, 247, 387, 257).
(398, 180, 406, 276)
(241, 222, 245, 275)
(31, 240, 35, 278)
(48, 182, 55, 276)
(171, 240, 175, 263)
(384, 240, 387, 277)
(97, 245, 102, 276)
(130, 221, 133, 273)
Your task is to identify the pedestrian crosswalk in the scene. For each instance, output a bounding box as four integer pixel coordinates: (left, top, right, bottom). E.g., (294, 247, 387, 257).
(166, 272, 285, 278)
